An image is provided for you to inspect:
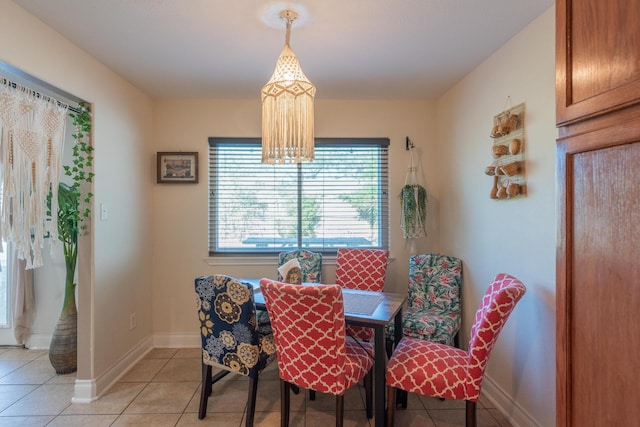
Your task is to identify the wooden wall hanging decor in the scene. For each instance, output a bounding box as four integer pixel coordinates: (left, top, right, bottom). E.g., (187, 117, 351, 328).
(485, 102, 526, 200)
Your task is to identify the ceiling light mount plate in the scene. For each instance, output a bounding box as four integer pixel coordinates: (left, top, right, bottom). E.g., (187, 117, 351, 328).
(279, 9, 298, 21)
(260, 3, 313, 29)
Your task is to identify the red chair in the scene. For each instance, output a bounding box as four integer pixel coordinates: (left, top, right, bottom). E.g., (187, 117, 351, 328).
(259, 278, 375, 427)
(335, 248, 389, 341)
(385, 273, 526, 427)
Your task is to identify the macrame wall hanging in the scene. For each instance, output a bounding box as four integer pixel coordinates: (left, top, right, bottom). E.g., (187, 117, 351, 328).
(400, 138, 427, 254)
(0, 78, 68, 269)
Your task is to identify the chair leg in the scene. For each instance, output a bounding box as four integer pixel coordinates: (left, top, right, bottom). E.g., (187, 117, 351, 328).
(309, 390, 316, 400)
(386, 386, 396, 427)
(466, 400, 477, 427)
(198, 363, 212, 419)
(246, 375, 259, 427)
(336, 394, 344, 427)
(397, 389, 408, 408)
(280, 380, 290, 427)
(364, 369, 373, 419)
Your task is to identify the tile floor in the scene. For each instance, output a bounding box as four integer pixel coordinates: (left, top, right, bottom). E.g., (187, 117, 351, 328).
(0, 346, 513, 426)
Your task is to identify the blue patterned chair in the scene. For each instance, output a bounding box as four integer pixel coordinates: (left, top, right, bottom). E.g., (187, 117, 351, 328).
(277, 249, 323, 283)
(386, 253, 463, 351)
(195, 275, 277, 426)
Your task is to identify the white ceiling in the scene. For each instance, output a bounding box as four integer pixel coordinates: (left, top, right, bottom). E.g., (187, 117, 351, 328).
(13, 0, 554, 99)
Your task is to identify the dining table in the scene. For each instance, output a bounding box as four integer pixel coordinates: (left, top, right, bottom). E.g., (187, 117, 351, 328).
(245, 278, 406, 427)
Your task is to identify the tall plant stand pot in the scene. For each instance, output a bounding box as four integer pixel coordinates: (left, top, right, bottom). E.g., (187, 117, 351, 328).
(49, 277, 78, 374)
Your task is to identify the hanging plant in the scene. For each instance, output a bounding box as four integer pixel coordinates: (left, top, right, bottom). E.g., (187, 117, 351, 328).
(400, 184, 427, 239)
(401, 142, 427, 241)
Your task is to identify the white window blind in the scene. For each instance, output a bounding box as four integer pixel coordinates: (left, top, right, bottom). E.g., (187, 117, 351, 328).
(208, 137, 390, 255)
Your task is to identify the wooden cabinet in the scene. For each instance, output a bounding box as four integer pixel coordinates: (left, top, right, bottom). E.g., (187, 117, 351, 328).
(556, 0, 640, 125)
(556, 0, 640, 425)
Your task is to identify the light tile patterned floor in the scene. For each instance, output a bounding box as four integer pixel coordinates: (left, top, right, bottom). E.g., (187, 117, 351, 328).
(0, 347, 513, 426)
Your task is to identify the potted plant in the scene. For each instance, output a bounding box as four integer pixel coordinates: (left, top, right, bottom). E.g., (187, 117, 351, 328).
(400, 183, 427, 240)
(48, 102, 94, 374)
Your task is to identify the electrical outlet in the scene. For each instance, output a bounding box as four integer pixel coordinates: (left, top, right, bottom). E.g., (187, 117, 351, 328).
(129, 313, 137, 330)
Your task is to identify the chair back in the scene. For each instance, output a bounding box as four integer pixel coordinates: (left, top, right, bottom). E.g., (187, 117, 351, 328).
(259, 279, 352, 396)
(335, 248, 389, 291)
(195, 275, 276, 379)
(465, 273, 526, 399)
(277, 250, 323, 283)
(408, 253, 462, 316)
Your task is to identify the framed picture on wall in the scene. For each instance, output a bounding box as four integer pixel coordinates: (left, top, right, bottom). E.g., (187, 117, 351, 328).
(156, 152, 199, 184)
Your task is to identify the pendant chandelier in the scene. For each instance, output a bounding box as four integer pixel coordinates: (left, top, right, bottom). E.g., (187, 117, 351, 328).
(261, 9, 316, 164)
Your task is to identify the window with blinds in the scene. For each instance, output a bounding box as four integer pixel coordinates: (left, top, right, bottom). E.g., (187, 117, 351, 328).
(208, 137, 390, 255)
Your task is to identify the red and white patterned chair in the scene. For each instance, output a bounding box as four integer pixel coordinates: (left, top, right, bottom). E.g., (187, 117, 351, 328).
(256, 249, 323, 329)
(259, 278, 375, 426)
(385, 273, 526, 427)
(335, 248, 389, 341)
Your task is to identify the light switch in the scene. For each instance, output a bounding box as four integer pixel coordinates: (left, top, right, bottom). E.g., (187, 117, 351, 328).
(100, 203, 108, 221)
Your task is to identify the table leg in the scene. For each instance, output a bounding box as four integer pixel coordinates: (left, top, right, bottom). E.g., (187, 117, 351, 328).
(393, 309, 408, 409)
(374, 324, 385, 427)
(393, 309, 403, 348)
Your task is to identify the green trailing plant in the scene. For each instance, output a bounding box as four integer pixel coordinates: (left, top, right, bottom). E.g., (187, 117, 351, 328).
(58, 101, 94, 309)
(400, 184, 427, 239)
(66, 101, 95, 223)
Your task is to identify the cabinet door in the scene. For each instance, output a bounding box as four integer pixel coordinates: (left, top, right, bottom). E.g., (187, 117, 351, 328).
(556, 0, 640, 125)
(556, 109, 640, 426)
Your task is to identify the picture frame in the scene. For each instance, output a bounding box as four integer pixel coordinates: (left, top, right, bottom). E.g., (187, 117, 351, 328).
(156, 152, 199, 184)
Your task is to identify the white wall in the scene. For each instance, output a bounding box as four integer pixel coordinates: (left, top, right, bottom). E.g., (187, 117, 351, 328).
(151, 98, 439, 342)
(2, 1, 155, 396)
(437, 7, 556, 427)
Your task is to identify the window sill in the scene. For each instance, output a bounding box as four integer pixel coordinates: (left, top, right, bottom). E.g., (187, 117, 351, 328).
(203, 255, 338, 266)
(203, 254, 394, 267)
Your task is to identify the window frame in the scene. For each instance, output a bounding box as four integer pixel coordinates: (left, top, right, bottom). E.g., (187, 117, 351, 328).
(208, 137, 390, 256)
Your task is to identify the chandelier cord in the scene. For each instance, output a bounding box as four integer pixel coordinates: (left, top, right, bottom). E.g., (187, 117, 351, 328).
(284, 14, 293, 45)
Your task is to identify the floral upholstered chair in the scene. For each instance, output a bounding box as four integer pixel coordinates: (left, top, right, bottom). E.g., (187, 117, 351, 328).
(277, 249, 323, 283)
(259, 278, 375, 425)
(386, 273, 526, 427)
(386, 253, 463, 351)
(257, 250, 323, 327)
(335, 248, 389, 341)
(195, 275, 277, 426)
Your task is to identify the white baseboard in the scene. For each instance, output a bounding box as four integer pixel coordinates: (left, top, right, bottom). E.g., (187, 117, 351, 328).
(26, 333, 51, 350)
(152, 333, 200, 348)
(482, 375, 541, 427)
(71, 379, 96, 403)
(72, 336, 154, 402)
